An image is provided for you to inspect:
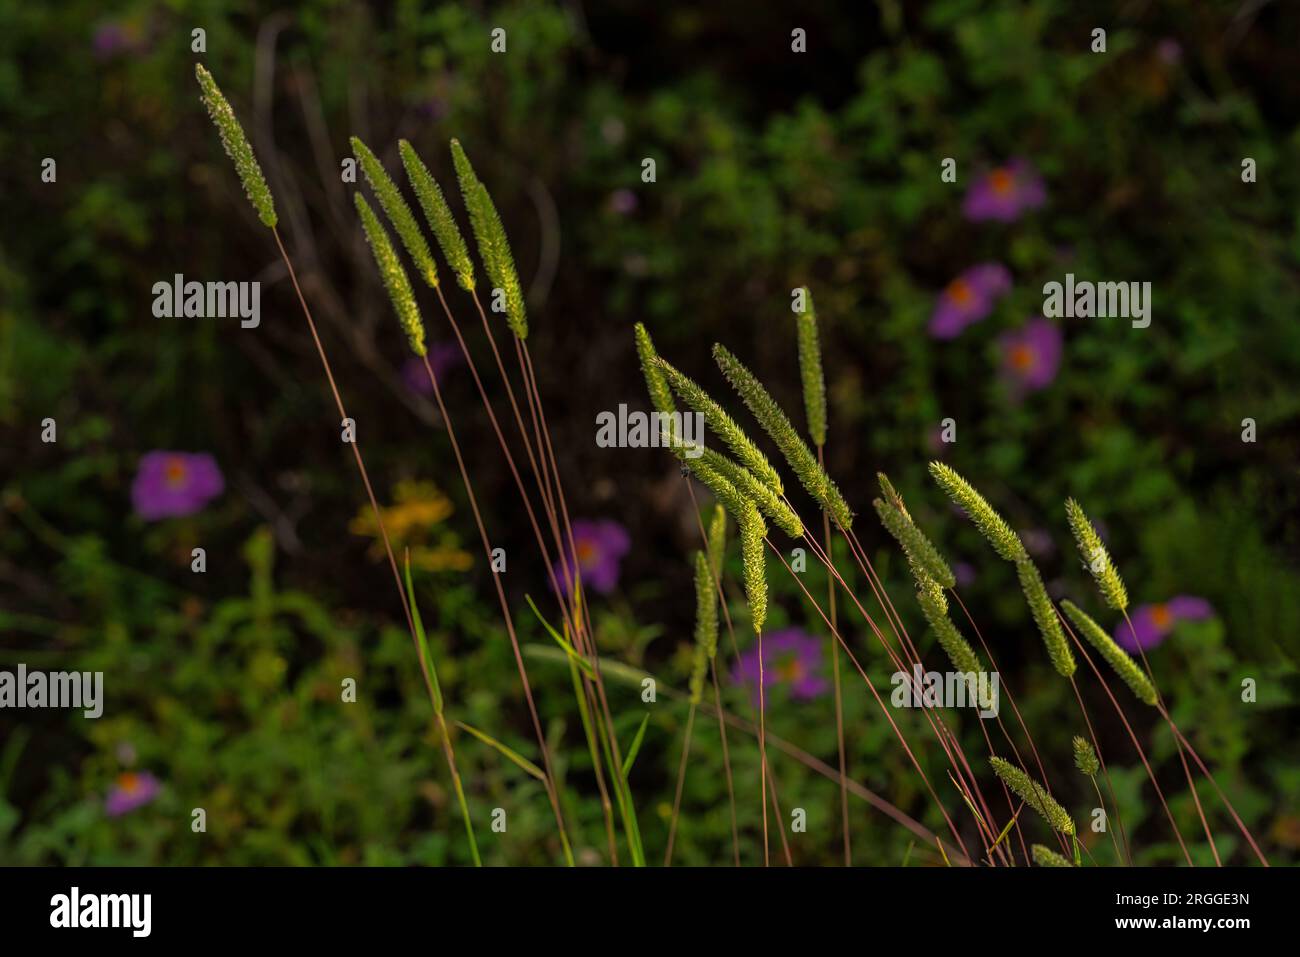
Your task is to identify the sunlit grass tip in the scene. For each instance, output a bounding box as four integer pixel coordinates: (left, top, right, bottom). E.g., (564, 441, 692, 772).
(1072, 735, 1099, 776)
(633, 323, 676, 417)
(706, 504, 727, 579)
(351, 136, 439, 288)
(689, 551, 718, 704)
(738, 501, 768, 635)
(1065, 498, 1128, 612)
(1060, 600, 1157, 706)
(989, 756, 1076, 836)
(794, 286, 827, 448)
(449, 139, 527, 340)
(927, 462, 1026, 563)
(194, 64, 277, 228)
(354, 193, 426, 357)
(915, 578, 984, 679)
(1016, 558, 1076, 677)
(700, 449, 802, 537)
(874, 495, 956, 589)
(656, 356, 784, 494)
(1031, 843, 1073, 867)
(712, 343, 852, 528)
(399, 139, 476, 291)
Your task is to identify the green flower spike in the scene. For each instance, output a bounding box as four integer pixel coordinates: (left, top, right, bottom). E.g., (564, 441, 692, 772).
(1072, 735, 1099, 776)
(1017, 559, 1076, 678)
(990, 756, 1075, 836)
(355, 193, 425, 357)
(928, 462, 1027, 563)
(712, 343, 852, 528)
(351, 136, 439, 288)
(915, 579, 985, 680)
(633, 323, 676, 417)
(450, 139, 527, 340)
(195, 64, 277, 228)
(874, 496, 956, 589)
(656, 357, 784, 494)
(699, 449, 802, 538)
(794, 286, 827, 448)
(738, 501, 768, 635)
(1060, 600, 1158, 706)
(1065, 498, 1128, 612)
(1031, 844, 1073, 867)
(689, 551, 719, 705)
(399, 140, 476, 292)
(706, 504, 728, 580)
(877, 472, 911, 520)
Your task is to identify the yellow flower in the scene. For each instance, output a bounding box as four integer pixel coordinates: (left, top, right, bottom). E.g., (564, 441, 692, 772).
(350, 480, 471, 571)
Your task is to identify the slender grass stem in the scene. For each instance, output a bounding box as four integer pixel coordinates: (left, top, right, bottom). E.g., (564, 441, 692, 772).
(663, 702, 697, 865)
(1123, 608, 1222, 866)
(1059, 612, 1194, 865)
(417, 352, 574, 864)
(818, 446, 851, 865)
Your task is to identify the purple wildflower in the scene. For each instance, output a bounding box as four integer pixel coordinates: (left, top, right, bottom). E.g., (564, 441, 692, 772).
(1116, 596, 1213, 653)
(131, 452, 224, 521)
(731, 628, 829, 708)
(928, 262, 1013, 339)
(92, 20, 146, 59)
(999, 318, 1062, 393)
(402, 342, 464, 395)
(105, 771, 161, 817)
(553, 520, 631, 596)
(608, 188, 638, 215)
(962, 159, 1047, 223)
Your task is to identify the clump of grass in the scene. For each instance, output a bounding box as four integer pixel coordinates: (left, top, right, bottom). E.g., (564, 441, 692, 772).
(989, 756, 1075, 836)
(1065, 499, 1128, 611)
(194, 64, 277, 228)
(1060, 600, 1158, 705)
(1031, 843, 1073, 867)
(712, 344, 852, 527)
(399, 139, 476, 291)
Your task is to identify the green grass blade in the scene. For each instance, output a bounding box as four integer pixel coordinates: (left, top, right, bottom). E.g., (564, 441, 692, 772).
(454, 720, 546, 782)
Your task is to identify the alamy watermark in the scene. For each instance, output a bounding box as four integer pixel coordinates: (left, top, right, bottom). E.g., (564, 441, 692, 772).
(1042, 273, 1151, 328)
(891, 665, 1000, 719)
(596, 404, 705, 458)
(152, 273, 260, 328)
(0, 664, 103, 718)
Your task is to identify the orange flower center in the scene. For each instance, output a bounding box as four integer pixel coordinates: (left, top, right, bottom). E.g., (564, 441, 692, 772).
(164, 458, 188, 487)
(1151, 604, 1173, 629)
(990, 169, 1015, 194)
(117, 772, 140, 793)
(777, 657, 804, 682)
(1009, 344, 1035, 370)
(575, 540, 598, 566)
(946, 279, 974, 305)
